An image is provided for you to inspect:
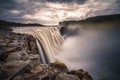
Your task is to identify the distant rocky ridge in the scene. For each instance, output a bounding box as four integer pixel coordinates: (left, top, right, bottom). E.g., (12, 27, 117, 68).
(59, 14, 120, 36)
(0, 20, 45, 32)
(0, 20, 44, 28)
(59, 14, 120, 27)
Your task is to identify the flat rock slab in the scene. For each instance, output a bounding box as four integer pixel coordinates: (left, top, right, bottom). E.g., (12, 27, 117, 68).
(5, 52, 22, 62)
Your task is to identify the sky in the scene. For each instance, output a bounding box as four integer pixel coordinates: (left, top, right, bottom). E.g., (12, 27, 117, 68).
(0, 0, 120, 25)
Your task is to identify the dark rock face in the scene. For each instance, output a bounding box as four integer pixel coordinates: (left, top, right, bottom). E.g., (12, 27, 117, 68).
(0, 61, 92, 80)
(0, 60, 31, 80)
(0, 31, 41, 80)
(0, 31, 39, 62)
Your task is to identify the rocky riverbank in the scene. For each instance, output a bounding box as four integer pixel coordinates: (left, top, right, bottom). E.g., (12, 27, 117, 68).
(0, 28, 93, 80)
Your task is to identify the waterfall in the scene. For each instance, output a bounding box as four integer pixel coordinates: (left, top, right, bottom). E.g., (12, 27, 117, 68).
(36, 39, 47, 64)
(31, 27, 64, 64)
(13, 27, 64, 64)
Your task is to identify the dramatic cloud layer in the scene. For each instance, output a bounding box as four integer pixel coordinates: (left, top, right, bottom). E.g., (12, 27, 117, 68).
(0, 0, 120, 25)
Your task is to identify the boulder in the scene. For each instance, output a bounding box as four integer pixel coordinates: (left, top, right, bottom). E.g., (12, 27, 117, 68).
(55, 73, 79, 80)
(48, 61, 69, 79)
(49, 61, 69, 73)
(67, 69, 93, 80)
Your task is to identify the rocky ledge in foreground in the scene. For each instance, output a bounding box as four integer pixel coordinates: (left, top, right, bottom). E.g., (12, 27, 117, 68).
(0, 61, 93, 80)
(0, 31, 93, 80)
(0, 31, 39, 62)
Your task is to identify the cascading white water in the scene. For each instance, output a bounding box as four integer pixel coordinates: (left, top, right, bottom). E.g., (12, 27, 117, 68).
(13, 27, 64, 64)
(36, 39, 47, 64)
(32, 27, 64, 64)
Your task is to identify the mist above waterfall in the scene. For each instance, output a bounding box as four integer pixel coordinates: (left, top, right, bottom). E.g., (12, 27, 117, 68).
(56, 25, 120, 80)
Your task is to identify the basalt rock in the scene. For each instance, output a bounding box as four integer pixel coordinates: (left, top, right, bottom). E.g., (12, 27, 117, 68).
(0, 60, 31, 80)
(0, 31, 39, 62)
(49, 61, 69, 73)
(5, 52, 22, 62)
(0, 61, 93, 80)
(27, 54, 40, 60)
(55, 73, 79, 80)
(67, 69, 93, 80)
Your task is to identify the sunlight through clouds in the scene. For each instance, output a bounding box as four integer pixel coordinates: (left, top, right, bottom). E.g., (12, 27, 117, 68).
(0, 0, 120, 25)
(22, 0, 114, 25)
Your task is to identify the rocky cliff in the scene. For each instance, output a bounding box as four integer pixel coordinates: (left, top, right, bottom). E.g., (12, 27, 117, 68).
(0, 28, 93, 80)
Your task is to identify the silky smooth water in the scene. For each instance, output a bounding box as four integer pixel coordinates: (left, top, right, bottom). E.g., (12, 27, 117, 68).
(13, 27, 64, 64)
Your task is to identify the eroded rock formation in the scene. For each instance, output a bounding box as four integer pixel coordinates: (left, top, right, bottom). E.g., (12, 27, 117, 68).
(0, 30, 93, 80)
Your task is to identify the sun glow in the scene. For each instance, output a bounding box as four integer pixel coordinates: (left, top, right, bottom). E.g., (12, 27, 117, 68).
(21, 0, 116, 25)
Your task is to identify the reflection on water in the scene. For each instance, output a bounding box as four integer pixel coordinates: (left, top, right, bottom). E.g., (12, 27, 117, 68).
(56, 28, 120, 80)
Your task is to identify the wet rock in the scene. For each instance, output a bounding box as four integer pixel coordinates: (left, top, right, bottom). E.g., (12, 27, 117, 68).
(49, 61, 69, 73)
(0, 47, 16, 61)
(0, 60, 30, 80)
(13, 63, 48, 80)
(55, 73, 79, 80)
(27, 54, 40, 60)
(0, 61, 93, 80)
(13, 64, 50, 80)
(0, 30, 93, 80)
(7, 42, 18, 47)
(67, 69, 93, 80)
(5, 52, 22, 62)
(48, 61, 69, 79)
(0, 32, 39, 62)
(4, 47, 17, 53)
(19, 51, 29, 61)
(13, 73, 32, 80)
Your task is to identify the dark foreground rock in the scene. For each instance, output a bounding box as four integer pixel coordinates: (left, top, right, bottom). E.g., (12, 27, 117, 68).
(0, 31, 39, 62)
(0, 61, 93, 80)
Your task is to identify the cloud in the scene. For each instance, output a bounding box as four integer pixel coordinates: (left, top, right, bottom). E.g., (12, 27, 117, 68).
(0, 0, 120, 25)
(14, 0, 28, 3)
(39, 0, 87, 4)
(10, 10, 21, 14)
(0, 0, 17, 9)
